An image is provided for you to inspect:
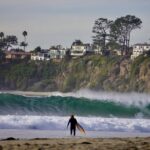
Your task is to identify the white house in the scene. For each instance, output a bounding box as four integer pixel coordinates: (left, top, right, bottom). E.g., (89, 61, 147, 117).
(59, 48, 68, 59)
(70, 40, 92, 57)
(92, 44, 102, 54)
(31, 52, 50, 61)
(131, 43, 150, 60)
(49, 45, 67, 59)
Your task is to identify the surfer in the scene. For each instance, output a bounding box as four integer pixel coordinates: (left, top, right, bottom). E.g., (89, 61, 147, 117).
(67, 115, 77, 136)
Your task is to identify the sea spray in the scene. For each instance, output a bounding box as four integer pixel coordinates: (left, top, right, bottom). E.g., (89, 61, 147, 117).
(54, 89, 150, 107)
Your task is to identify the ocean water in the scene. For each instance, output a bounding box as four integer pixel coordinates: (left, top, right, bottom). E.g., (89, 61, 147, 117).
(0, 90, 150, 133)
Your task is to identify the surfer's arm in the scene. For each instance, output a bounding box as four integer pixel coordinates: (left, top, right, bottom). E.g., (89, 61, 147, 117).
(67, 120, 70, 128)
(75, 119, 78, 125)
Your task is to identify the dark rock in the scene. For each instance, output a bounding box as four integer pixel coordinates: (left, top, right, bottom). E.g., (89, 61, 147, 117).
(81, 142, 92, 144)
(2, 137, 16, 141)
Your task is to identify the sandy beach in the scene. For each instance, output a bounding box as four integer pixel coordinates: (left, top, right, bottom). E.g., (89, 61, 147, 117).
(0, 137, 150, 150)
(0, 130, 150, 150)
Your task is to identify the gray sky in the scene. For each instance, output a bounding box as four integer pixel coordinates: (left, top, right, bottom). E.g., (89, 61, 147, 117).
(0, 0, 150, 50)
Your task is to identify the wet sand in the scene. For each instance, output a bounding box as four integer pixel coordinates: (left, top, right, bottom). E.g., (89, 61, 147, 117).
(0, 137, 150, 150)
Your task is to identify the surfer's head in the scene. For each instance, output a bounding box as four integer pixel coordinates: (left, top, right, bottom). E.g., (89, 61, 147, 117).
(71, 115, 74, 118)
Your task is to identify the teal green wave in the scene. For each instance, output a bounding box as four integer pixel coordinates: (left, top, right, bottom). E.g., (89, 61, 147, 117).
(0, 93, 150, 118)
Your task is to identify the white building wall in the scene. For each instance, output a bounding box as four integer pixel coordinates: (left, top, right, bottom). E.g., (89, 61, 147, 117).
(31, 53, 50, 61)
(131, 44, 150, 60)
(93, 45, 102, 54)
(49, 48, 67, 59)
(71, 45, 87, 56)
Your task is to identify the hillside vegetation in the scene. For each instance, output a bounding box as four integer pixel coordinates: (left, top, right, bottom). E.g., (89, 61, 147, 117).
(0, 55, 150, 93)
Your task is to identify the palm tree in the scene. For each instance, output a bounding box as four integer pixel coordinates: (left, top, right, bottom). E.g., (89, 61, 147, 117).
(0, 32, 4, 40)
(23, 31, 27, 42)
(22, 31, 28, 51)
(0, 32, 5, 50)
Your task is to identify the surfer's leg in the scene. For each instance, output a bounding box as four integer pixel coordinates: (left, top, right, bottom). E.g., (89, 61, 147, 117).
(70, 128, 73, 135)
(73, 128, 76, 136)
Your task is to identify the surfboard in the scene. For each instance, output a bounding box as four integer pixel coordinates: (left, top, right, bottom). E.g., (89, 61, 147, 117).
(76, 123, 85, 134)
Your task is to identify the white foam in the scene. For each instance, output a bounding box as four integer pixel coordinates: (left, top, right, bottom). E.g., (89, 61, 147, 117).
(66, 89, 150, 107)
(0, 115, 150, 133)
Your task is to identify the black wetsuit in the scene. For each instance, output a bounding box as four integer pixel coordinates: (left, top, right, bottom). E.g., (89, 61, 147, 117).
(67, 117, 77, 136)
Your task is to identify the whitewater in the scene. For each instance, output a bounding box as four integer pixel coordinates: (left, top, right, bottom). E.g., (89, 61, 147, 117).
(0, 89, 150, 135)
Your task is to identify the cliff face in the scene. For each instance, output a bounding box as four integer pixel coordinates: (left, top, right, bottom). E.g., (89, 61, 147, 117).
(0, 55, 150, 93)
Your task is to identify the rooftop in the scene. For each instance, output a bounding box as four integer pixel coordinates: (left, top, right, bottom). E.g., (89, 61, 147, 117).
(134, 43, 150, 46)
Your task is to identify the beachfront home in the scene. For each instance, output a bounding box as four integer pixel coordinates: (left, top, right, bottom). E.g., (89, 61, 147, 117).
(92, 45, 103, 54)
(49, 45, 67, 59)
(70, 40, 92, 57)
(31, 52, 50, 61)
(5, 50, 31, 60)
(131, 43, 150, 60)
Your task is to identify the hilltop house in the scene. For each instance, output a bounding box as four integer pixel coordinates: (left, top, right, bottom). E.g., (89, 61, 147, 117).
(131, 43, 150, 60)
(5, 50, 31, 60)
(92, 45, 102, 54)
(31, 52, 50, 61)
(49, 45, 67, 59)
(70, 40, 92, 57)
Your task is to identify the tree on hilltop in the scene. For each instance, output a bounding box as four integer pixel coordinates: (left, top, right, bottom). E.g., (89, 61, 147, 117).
(4, 35, 18, 49)
(22, 31, 28, 51)
(110, 15, 142, 55)
(92, 18, 113, 52)
(20, 41, 28, 51)
(33, 46, 42, 53)
(0, 32, 4, 40)
(23, 31, 27, 42)
(0, 32, 5, 49)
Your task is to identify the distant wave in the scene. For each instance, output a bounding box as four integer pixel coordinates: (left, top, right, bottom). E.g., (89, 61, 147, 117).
(2, 89, 150, 106)
(0, 92, 150, 118)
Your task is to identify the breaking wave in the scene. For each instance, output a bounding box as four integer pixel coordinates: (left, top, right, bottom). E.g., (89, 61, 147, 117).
(0, 91, 150, 118)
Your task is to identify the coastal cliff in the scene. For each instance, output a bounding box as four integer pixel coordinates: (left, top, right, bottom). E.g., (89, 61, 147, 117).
(0, 55, 150, 93)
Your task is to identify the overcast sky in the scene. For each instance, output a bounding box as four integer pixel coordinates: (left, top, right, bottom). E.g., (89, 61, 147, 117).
(0, 0, 150, 50)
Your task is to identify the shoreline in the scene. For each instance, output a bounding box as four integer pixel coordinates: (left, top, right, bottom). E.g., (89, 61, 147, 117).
(0, 129, 150, 139)
(0, 137, 150, 150)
